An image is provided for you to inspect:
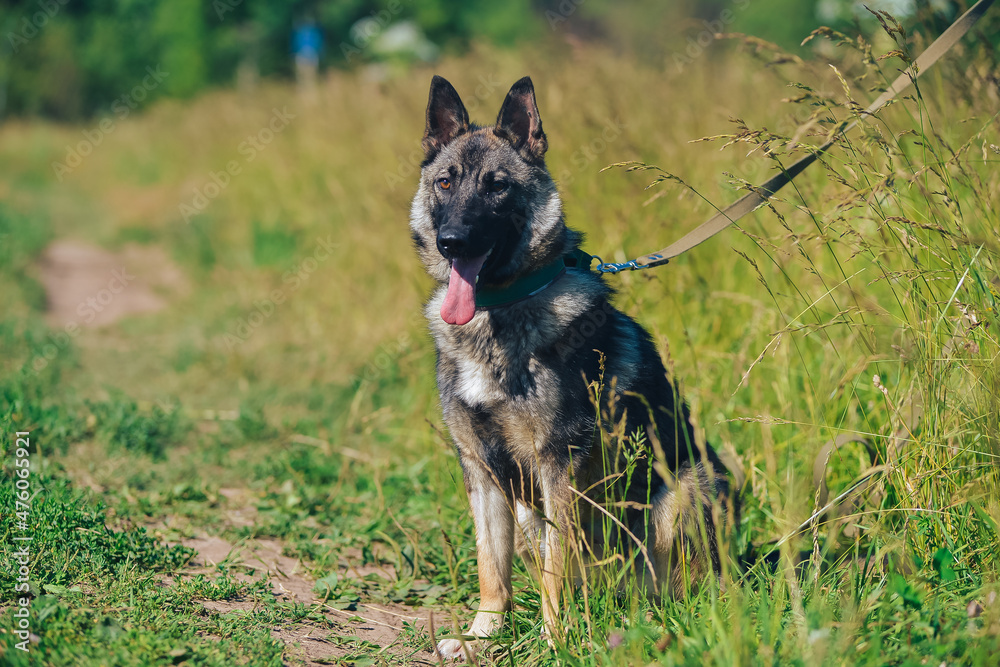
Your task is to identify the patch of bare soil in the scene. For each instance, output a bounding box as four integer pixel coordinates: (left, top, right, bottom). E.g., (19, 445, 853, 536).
(171, 535, 441, 665)
(37, 240, 187, 327)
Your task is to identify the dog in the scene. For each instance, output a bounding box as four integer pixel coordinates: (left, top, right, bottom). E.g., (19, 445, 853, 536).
(410, 75, 737, 659)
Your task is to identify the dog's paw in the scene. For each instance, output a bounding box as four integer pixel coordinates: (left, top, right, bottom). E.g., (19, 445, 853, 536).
(436, 637, 477, 661)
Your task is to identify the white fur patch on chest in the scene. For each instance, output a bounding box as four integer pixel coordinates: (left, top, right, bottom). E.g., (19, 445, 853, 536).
(456, 354, 505, 407)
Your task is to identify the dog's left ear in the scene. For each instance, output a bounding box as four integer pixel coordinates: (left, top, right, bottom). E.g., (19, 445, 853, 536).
(495, 77, 547, 162)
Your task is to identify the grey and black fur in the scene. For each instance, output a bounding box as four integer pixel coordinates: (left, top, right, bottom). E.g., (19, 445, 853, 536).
(410, 76, 737, 659)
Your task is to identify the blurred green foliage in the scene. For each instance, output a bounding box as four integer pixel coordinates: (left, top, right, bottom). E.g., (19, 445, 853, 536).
(0, 0, 545, 119)
(3, 0, 977, 120)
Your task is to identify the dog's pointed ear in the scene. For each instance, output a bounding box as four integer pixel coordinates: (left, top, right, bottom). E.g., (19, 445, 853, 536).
(423, 76, 470, 159)
(495, 77, 547, 162)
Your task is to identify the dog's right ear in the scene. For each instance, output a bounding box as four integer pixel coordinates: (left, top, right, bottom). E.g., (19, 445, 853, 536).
(423, 76, 470, 159)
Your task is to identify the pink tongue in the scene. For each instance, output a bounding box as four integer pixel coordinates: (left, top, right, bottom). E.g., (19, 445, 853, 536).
(440, 255, 488, 325)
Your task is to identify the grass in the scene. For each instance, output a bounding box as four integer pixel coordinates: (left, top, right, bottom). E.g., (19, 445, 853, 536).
(1, 12, 999, 666)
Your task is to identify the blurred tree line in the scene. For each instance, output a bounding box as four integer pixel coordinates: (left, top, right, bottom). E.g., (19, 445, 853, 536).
(0, 0, 987, 120)
(0, 0, 543, 118)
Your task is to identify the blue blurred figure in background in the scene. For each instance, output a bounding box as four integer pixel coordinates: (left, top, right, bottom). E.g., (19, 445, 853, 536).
(292, 17, 322, 100)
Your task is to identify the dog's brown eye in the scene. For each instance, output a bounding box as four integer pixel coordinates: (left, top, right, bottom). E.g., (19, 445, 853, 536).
(438, 178, 451, 190)
(489, 180, 508, 194)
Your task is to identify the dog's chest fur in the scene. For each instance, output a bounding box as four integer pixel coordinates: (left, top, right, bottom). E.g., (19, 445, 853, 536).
(426, 271, 608, 473)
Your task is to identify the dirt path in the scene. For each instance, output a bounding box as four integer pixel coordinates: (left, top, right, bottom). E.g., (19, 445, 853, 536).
(37, 241, 445, 663)
(37, 240, 187, 328)
(171, 534, 441, 665)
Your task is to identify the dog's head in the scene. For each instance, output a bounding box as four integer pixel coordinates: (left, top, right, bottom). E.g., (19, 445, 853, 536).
(410, 76, 569, 325)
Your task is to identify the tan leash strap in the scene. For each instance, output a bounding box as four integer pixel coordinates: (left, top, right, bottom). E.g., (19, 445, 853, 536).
(622, 0, 995, 270)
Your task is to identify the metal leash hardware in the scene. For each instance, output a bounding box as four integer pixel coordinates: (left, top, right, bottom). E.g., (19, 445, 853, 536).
(590, 255, 657, 274)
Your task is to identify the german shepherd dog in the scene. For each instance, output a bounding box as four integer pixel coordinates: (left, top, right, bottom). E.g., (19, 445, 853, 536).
(410, 76, 737, 659)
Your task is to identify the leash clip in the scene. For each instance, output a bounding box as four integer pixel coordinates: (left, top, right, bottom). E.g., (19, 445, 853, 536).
(591, 256, 646, 274)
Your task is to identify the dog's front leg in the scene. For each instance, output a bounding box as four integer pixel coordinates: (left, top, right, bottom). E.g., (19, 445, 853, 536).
(436, 469, 513, 660)
(539, 465, 573, 646)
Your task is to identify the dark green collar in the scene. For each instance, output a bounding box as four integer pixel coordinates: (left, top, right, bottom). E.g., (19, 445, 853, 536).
(475, 249, 592, 309)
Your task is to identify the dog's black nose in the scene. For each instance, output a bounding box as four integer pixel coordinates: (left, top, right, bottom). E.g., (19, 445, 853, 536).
(437, 230, 467, 259)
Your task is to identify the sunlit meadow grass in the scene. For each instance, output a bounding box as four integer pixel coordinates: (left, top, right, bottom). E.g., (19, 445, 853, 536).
(1, 20, 998, 666)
